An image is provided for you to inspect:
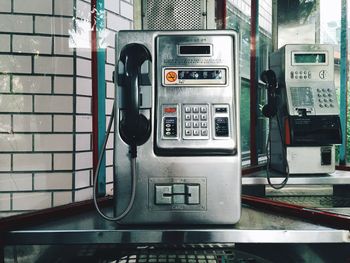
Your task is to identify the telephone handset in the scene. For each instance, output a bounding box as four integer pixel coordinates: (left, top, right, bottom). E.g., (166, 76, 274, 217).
(261, 69, 278, 118)
(119, 43, 152, 156)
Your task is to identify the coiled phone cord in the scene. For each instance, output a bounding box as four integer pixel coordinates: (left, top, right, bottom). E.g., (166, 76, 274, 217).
(265, 113, 289, 189)
(93, 102, 137, 221)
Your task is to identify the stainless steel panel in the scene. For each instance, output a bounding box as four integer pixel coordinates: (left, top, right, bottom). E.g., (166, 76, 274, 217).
(114, 30, 241, 225)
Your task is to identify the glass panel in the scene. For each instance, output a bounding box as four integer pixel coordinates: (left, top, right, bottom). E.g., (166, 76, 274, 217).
(277, 0, 319, 47)
(0, 0, 131, 218)
(227, 0, 272, 163)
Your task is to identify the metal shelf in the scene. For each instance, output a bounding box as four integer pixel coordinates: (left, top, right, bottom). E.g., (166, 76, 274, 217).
(3, 206, 350, 245)
(242, 170, 350, 185)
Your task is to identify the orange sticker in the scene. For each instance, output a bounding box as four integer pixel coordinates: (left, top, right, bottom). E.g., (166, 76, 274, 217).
(166, 71, 177, 82)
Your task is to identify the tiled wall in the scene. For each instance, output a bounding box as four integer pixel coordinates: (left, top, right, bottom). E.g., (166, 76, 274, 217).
(0, 0, 133, 217)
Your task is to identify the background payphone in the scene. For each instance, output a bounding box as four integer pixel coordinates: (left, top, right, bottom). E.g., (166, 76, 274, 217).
(114, 30, 241, 224)
(265, 44, 342, 175)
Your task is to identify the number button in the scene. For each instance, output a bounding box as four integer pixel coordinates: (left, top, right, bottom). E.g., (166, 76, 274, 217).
(200, 106, 207, 113)
(185, 130, 192, 136)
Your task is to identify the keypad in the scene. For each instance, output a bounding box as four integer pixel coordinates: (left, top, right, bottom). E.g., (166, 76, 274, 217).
(317, 88, 335, 108)
(290, 70, 311, 80)
(183, 104, 209, 139)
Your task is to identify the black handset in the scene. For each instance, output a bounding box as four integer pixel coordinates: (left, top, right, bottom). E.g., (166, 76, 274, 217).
(261, 69, 278, 118)
(119, 43, 151, 156)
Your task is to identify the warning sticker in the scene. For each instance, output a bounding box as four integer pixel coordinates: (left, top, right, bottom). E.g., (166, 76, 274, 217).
(166, 71, 178, 83)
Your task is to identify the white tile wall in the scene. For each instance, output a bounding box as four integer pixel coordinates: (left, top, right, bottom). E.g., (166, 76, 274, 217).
(0, 94, 32, 112)
(76, 96, 91, 114)
(105, 64, 114, 82)
(0, 14, 33, 33)
(34, 56, 74, 75)
(106, 47, 115, 64)
(0, 75, 10, 93)
(54, 0, 74, 16)
(106, 12, 131, 31)
(106, 182, 113, 195)
(53, 191, 72, 206)
(75, 152, 93, 170)
(120, 1, 133, 20)
(0, 0, 133, 212)
(105, 98, 114, 114)
(54, 77, 74, 94)
(76, 58, 92, 77)
(12, 192, 52, 210)
(76, 0, 91, 20)
(0, 0, 11, 12)
(13, 35, 52, 55)
(12, 75, 51, 94)
(0, 115, 11, 133)
(106, 82, 115, 99)
(0, 55, 32, 74)
(104, 28, 115, 48)
(74, 187, 92, 202)
(0, 34, 11, 52)
(13, 114, 52, 132)
(77, 49, 92, 60)
(34, 172, 73, 190)
(35, 16, 72, 36)
(53, 115, 73, 132)
(106, 166, 113, 183)
(34, 134, 73, 152)
(105, 115, 114, 131)
(75, 170, 90, 188)
(75, 134, 91, 151)
(76, 77, 92, 96)
(106, 149, 113, 166)
(0, 194, 11, 211)
(14, 0, 52, 14)
(53, 153, 73, 170)
(105, 0, 119, 14)
(106, 134, 114, 149)
(35, 95, 73, 113)
(0, 155, 11, 172)
(54, 37, 73, 55)
(13, 153, 52, 171)
(76, 115, 92, 132)
(0, 173, 32, 191)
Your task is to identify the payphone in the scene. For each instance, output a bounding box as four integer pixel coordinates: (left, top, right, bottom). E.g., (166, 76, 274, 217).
(113, 30, 241, 225)
(264, 44, 341, 175)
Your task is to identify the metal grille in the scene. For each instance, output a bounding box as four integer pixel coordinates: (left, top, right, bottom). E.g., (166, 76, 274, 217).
(144, 0, 205, 30)
(115, 244, 273, 263)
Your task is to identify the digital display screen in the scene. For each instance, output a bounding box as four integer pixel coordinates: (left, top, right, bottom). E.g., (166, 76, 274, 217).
(178, 70, 223, 80)
(179, 45, 211, 55)
(294, 53, 326, 64)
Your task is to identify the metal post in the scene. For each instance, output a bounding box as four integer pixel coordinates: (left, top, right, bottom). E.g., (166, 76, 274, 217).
(339, 0, 348, 165)
(92, 0, 106, 195)
(271, 0, 278, 51)
(250, 0, 260, 165)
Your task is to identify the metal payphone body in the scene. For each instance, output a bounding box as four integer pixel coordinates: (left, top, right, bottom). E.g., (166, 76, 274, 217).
(269, 44, 341, 174)
(114, 30, 241, 225)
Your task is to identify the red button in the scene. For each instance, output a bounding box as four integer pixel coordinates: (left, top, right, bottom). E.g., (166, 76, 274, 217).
(164, 107, 176, 113)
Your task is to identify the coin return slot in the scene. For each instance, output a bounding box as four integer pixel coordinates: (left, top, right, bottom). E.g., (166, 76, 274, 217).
(155, 184, 200, 205)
